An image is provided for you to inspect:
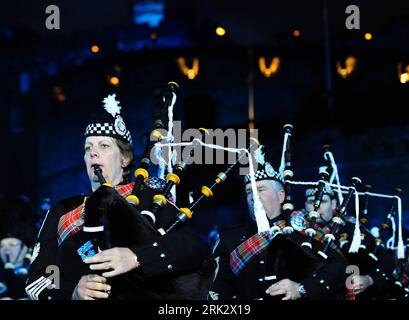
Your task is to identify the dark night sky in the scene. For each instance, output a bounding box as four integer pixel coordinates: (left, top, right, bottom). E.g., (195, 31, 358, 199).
(1, 0, 409, 233)
(1, 0, 408, 43)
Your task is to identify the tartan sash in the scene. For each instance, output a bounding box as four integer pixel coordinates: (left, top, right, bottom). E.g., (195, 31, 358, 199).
(229, 220, 286, 276)
(57, 182, 135, 246)
(229, 216, 335, 276)
(300, 222, 332, 242)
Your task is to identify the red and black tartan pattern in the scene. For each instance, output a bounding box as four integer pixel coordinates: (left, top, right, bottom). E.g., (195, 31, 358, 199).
(57, 182, 135, 246)
(230, 218, 338, 276)
(302, 216, 340, 252)
(300, 222, 333, 243)
(230, 220, 286, 275)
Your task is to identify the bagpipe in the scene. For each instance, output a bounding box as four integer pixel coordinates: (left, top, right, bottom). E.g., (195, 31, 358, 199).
(138, 127, 209, 228)
(80, 82, 208, 299)
(317, 175, 362, 260)
(337, 187, 401, 273)
(316, 146, 391, 300)
(371, 188, 409, 299)
(316, 147, 408, 299)
(125, 82, 177, 208)
(370, 188, 402, 260)
(255, 127, 348, 297)
(80, 82, 262, 299)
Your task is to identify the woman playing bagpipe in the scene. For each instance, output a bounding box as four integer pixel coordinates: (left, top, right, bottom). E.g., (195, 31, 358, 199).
(26, 85, 214, 300)
(210, 125, 348, 300)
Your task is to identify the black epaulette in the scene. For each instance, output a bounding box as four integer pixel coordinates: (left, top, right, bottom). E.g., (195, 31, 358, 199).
(222, 222, 251, 233)
(224, 222, 245, 230)
(51, 194, 86, 215)
(35, 194, 86, 240)
(220, 222, 256, 242)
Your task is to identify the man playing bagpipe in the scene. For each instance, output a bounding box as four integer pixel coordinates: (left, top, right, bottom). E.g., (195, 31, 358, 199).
(26, 93, 212, 300)
(210, 145, 348, 300)
(303, 185, 396, 299)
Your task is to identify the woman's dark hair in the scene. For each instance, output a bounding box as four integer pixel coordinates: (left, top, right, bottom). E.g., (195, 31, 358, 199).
(115, 139, 135, 182)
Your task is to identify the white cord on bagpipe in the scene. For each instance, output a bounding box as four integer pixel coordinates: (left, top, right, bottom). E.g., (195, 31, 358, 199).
(286, 180, 361, 252)
(159, 93, 178, 200)
(338, 191, 404, 258)
(386, 216, 396, 250)
(349, 191, 404, 258)
(154, 138, 270, 232)
(324, 151, 405, 255)
(287, 180, 405, 258)
(279, 131, 290, 177)
(155, 147, 166, 180)
(324, 151, 344, 204)
(386, 216, 408, 252)
(396, 196, 405, 259)
(349, 190, 361, 253)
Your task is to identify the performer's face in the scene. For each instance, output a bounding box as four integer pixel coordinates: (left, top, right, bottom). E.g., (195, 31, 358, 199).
(245, 180, 285, 220)
(0, 237, 28, 265)
(84, 136, 130, 189)
(305, 194, 336, 224)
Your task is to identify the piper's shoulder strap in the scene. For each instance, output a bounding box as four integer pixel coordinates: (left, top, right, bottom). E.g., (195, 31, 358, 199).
(57, 183, 136, 246)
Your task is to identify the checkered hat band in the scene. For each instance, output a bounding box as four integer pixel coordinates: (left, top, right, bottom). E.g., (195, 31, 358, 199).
(305, 187, 334, 199)
(84, 122, 132, 144)
(244, 169, 284, 184)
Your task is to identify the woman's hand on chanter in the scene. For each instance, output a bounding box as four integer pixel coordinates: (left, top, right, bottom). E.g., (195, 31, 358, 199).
(72, 274, 110, 300)
(85, 247, 140, 278)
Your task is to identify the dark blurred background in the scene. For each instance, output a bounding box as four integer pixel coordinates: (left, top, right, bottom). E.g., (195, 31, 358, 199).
(0, 0, 408, 241)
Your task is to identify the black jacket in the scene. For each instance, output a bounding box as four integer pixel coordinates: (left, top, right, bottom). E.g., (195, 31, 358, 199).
(210, 214, 348, 300)
(0, 267, 28, 299)
(338, 217, 397, 299)
(26, 182, 211, 300)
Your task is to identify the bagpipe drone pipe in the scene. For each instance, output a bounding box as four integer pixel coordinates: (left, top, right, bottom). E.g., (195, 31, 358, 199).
(125, 82, 178, 208)
(80, 82, 218, 299)
(252, 126, 348, 299)
(314, 146, 407, 299)
(268, 125, 326, 283)
(83, 138, 266, 299)
(333, 185, 380, 277)
(328, 181, 407, 299)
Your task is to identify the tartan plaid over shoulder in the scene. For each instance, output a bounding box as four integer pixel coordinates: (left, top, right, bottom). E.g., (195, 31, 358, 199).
(229, 220, 286, 275)
(229, 215, 339, 276)
(57, 182, 135, 246)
